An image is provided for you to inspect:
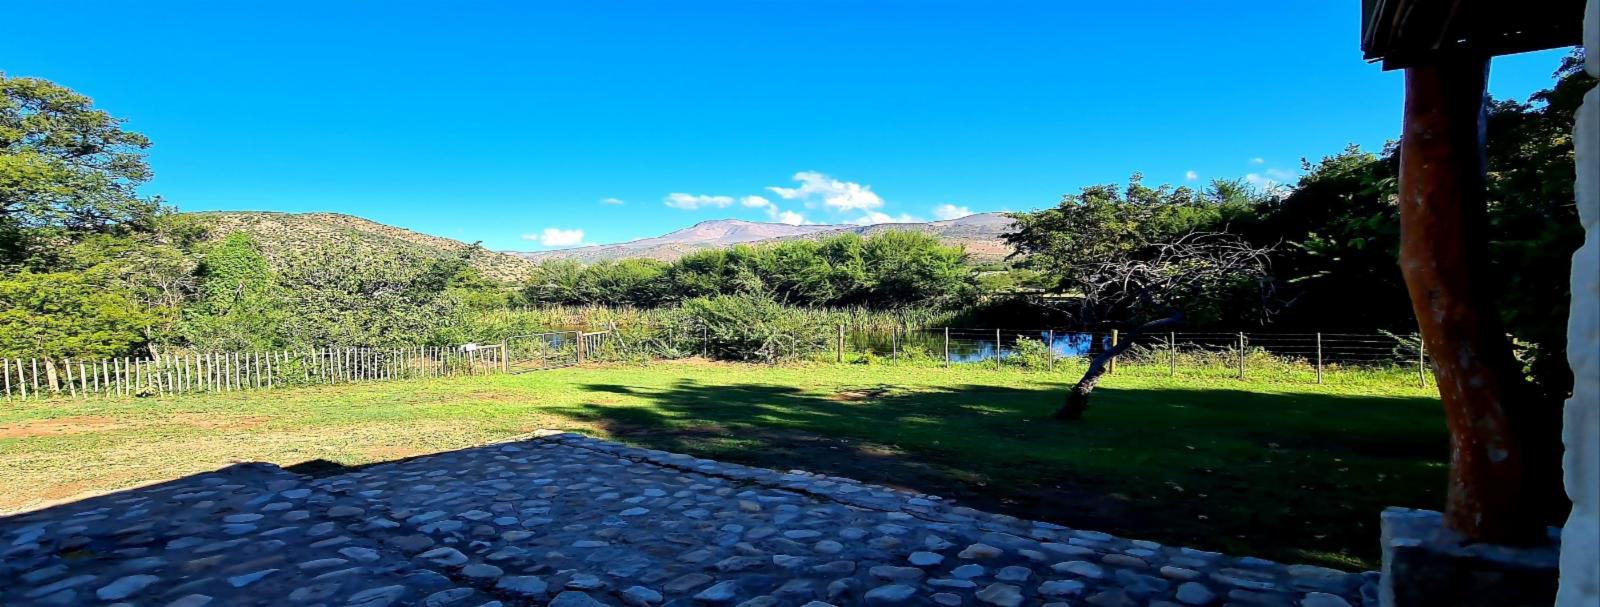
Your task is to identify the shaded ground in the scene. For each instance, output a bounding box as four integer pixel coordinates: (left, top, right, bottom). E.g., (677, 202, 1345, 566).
(2, 434, 1373, 607)
(0, 360, 1446, 570)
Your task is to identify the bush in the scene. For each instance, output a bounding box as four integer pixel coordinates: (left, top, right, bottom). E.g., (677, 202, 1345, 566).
(680, 294, 832, 363)
(1009, 336, 1054, 370)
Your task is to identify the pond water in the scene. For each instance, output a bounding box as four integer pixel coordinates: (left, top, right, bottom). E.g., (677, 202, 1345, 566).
(848, 330, 1109, 363)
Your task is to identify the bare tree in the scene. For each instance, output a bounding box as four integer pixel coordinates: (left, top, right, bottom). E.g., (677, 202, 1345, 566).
(1048, 233, 1276, 420)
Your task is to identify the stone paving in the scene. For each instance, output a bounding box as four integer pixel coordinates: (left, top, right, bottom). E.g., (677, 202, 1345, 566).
(1, 431, 1379, 606)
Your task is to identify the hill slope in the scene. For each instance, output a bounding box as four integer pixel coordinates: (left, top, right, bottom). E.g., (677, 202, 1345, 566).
(191, 211, 539, 283)
(512, 212, 1015, 263)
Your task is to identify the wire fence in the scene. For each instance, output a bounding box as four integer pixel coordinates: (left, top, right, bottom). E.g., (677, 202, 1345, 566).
(601, 324, 1433, 387)
(807, 327, 1430, 385)
(533, 322, 1433, 387)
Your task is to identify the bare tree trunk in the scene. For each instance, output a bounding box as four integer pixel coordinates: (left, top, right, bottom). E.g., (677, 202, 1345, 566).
(1055, 314, 1183, 420)
(1398, 58, 1561, 544)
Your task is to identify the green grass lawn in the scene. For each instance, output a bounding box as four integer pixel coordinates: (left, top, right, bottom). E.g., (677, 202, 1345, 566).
(0, 360, 1445, 570)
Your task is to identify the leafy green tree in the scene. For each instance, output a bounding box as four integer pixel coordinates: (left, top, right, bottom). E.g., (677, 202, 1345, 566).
(0, 271, 162, 358)
(273, 241, 461, 347)
(860, 231, 972, 308)
(523, 259, 587, 306)
(1005, 173, 1270, 325)
(1, 75, 162, 267)
(581, 258, 671, 307)
(181, 233, 287, 350)
(447, 265, 517, 310)
(1242, 145, 1410, 332)
(1482, 52, 1594, 407)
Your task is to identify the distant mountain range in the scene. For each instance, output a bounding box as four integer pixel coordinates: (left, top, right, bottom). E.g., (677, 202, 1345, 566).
(192, 211, 1017, 283)
(508, 212, 1016, 263)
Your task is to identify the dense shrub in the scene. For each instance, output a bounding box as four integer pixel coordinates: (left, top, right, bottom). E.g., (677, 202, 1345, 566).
(522, 232, 975, 310)
(679, 294, 833, 363)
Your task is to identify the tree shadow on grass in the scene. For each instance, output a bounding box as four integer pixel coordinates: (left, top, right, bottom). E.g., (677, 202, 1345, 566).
(545, 378, 1447, 569)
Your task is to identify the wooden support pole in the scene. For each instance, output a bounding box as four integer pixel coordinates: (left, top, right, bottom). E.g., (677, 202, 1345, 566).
(1398, 57, 1552, 543)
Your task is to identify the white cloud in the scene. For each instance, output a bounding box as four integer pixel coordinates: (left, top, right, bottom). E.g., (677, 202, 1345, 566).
(1264, 167, 1296, 181)
(740, 195, 772, 208)
(1184, 170, 1199, 181)
(850, 211, 922, 226)
(767, 171, 884, 211)
(931, 204, 972, 221)
(523, 227, 586, 247)
(600, 197, 625, 205)
(664, 193, 736, 210)
(1249, 157, 1265, 165)
(773, 210, 809, 225)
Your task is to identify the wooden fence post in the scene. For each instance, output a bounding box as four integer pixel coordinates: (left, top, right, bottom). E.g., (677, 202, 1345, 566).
(1109, 329, 1119, 374)
(943, 327, 950, 366)
(994, 328, 1002, 368)
(837, 324, 845, 363)
(891, 327, 899, 363)
(1046, 329, 1055, 371)
(1316, 333, 1324, 384)
(45, 359, 59, 396)
(1237, 332, 1246, 380)
(1418, 340, 1428, 388)
(1169, 331, 1177, 378)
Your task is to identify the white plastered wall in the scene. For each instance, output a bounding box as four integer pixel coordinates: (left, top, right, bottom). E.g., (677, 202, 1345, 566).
(1557, 1, 1600, 604)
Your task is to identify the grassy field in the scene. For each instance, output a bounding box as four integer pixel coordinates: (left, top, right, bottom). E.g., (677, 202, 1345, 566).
(0, 360, 1445, 570)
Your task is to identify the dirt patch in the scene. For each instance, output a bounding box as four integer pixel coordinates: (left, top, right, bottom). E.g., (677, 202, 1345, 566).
(0, 416, 125, 439)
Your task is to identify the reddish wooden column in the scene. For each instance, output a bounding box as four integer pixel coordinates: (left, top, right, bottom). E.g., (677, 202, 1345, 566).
(1398, 57, 1545, 544)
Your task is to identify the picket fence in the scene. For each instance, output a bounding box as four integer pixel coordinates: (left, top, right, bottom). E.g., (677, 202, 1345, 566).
(2, 345, 508, 401)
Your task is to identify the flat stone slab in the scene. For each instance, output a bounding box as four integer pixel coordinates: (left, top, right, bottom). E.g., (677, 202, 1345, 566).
(0, 431, 1378, 605)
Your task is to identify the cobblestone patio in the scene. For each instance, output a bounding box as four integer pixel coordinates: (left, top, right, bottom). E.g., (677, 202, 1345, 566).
(1, 431, 1378, 606)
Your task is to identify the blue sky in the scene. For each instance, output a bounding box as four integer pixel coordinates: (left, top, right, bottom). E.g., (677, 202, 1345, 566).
(2, 2, 1574, 251)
